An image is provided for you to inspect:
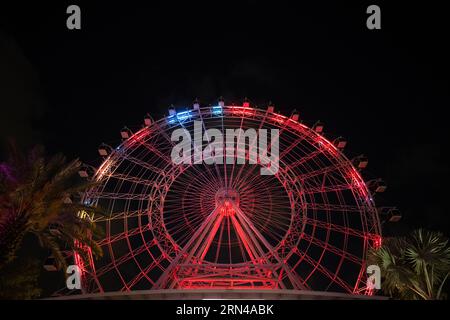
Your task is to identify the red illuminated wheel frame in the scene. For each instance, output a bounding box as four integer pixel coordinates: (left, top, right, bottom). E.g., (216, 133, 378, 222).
(78, 105, 381, 295)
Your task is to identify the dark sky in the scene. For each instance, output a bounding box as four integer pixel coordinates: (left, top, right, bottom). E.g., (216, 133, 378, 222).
(1, 1, 449, 235)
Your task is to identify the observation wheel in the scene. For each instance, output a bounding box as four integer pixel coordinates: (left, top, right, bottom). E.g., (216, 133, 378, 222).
(79, 102, 381, 295)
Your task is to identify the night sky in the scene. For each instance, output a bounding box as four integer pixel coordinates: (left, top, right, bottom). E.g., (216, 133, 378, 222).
(1, 1, 449, 237)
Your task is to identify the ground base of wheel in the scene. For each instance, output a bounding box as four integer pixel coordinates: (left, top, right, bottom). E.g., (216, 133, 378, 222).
(50, 289, 388, 300)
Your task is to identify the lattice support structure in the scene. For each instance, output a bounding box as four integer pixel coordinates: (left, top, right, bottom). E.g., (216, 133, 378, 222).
(75, 104, 382, 296)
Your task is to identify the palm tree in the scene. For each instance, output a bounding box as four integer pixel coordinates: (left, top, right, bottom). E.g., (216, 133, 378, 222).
(368, 229, 450, 300)
(0, 144, 103, 272)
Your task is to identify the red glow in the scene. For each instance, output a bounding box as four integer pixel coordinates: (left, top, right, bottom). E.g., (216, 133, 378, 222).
(229, 105, 256, 116)
(315, 135, 338, 155)
(125, 127, 149, 147)
(372, 235, 382, 249)
(81, 105, 382, 296)
(271, 113, 287, 124)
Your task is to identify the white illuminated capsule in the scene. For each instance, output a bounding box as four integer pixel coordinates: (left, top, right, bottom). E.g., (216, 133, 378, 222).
(78, 168, 89, 178)
(98, 143, 110, 156)
(120, 127, 132, 139)
(144, 113, 153, 126)
(169, 105, 176, 116)
(375, 180, 387, 193)
(313, 121, 324, 133)
(368, 179, 387, 193)
(354, 155, 369, 169)
(334, 137, 347, 149)
(218, 97, 225, 108)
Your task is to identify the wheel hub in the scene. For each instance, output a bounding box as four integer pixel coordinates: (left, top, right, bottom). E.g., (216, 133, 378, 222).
(215, 188, 240, 216)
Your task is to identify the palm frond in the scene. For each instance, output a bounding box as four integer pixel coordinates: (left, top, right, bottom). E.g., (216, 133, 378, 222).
(369, 229, 450, 300)
(1, 143, 104, 278)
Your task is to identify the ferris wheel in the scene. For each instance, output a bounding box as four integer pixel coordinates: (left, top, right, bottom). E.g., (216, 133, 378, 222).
(77, 99, 382, 295)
